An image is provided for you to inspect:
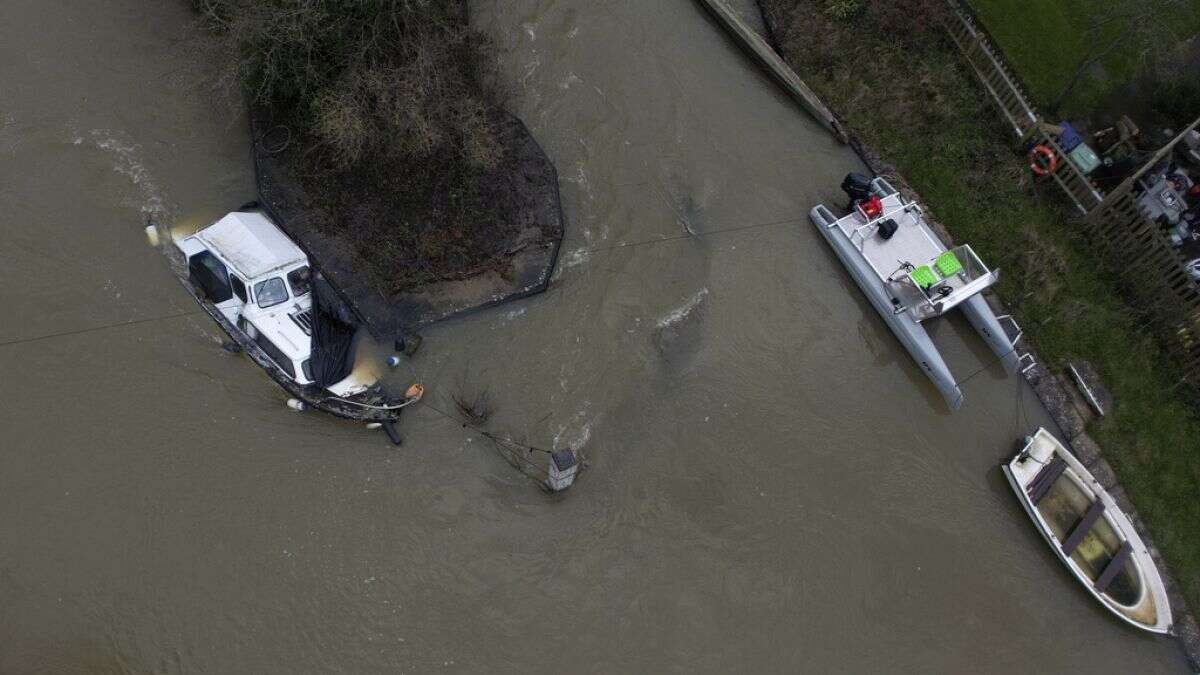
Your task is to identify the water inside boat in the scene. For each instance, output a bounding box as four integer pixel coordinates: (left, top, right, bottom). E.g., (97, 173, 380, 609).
(1037, 471, 1142, 608)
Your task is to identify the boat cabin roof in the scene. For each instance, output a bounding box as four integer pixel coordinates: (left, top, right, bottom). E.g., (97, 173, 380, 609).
(196, 211, 306, 281)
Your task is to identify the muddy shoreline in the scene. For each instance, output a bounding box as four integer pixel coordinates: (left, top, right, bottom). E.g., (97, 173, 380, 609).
(250, 108, 564, 341)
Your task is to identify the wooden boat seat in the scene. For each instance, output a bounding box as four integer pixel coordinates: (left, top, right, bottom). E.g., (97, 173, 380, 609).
(1027, 457, 1067, 505)
(1094, 541, 1134, 593)
(1061, 499, 1106, 556)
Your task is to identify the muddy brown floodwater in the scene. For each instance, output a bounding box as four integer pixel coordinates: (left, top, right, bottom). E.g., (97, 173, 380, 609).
(0, 0, 1188, 672)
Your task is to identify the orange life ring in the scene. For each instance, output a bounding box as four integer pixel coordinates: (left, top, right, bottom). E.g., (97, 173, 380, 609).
(1029, 145, 1058, 176)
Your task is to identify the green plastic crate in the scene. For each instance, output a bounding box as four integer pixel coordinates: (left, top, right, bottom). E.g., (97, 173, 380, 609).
(935, 251, 962, 278)
(911, 265, 937, 289)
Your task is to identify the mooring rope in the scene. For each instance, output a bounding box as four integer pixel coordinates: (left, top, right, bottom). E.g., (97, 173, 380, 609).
(386, 354, 549, 457)
(419, 398, 561, 480)
(954, 344, 1021, 389)
(0, 309, 204, 349)
(566, 215, 805, 257)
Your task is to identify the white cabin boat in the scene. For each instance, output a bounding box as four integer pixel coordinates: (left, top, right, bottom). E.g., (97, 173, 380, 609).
(152, 208, 411, 422)
(1003, 428, 1173, 634)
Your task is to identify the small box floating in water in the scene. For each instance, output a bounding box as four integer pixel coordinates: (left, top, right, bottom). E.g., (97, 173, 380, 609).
(547, 449, 579, 492)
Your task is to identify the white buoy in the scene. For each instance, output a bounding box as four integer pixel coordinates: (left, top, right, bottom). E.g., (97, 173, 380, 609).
(365, 422, 383, 430)
(144, 224, 160, 247)
(286, 398, 307, 412)
(386, 355, 402, 368)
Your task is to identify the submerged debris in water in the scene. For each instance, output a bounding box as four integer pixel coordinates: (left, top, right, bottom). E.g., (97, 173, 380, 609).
(656, 288, 709, 329)
(483, 432, 584, 493)
(653, 288, 709, 363)
(452, 387, 494, 427)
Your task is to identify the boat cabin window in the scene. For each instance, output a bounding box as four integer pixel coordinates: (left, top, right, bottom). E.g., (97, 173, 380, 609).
(253, 331, 296, 380)
(301, 358, 313, 382)
(188, 250, 232, 303)
(288, 266, 311, 297)
(230, 275, 248, 304)
(255, 277, 288, 309)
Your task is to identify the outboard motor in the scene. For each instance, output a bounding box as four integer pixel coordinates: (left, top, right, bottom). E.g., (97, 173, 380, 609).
(841, 172, 874, 210)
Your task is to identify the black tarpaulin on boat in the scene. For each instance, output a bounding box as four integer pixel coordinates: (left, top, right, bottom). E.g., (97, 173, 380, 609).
(310, 274, 357, 389)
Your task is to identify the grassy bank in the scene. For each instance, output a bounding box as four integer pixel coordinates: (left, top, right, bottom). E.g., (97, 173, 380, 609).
(759, 0, 1200, 615)
(965, 0, 1200, 121)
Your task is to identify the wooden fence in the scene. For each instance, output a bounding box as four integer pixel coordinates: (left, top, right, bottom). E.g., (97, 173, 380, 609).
(943, 1, 1103, 214)
(943, 0, 1200, 387)
(1087, 119, 1200, 376)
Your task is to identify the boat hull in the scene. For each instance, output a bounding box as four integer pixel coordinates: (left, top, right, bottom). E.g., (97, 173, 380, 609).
(961, 293, 1019, 374)
(810, 204, 964, 409)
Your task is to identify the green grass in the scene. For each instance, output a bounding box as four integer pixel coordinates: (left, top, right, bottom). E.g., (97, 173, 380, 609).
(763, 0, 1200, 617)
(965, 0, 1200, 117)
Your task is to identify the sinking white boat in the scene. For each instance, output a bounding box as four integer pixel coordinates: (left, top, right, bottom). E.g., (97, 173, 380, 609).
(1003, 428, 1173, 634)
(810, 176, 1020, 409)
(150, 208, 416, 423)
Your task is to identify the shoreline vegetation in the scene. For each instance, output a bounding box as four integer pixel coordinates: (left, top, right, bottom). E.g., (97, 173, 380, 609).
(757, 0, 1200, 627)
(967, 0, 1200, 124)
(191, 0, 563, 334)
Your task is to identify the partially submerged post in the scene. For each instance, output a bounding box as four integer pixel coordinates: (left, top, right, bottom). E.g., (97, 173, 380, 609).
(547, 449, 579, 492)
(480, 430, 582, 493)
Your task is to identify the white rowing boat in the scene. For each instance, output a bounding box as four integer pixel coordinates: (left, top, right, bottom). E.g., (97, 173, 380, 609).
(1003, 428, 1172, 634)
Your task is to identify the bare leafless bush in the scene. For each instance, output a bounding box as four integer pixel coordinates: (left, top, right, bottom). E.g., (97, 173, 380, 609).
(191, 0, 505, 171)
(452, 387, 493, 427)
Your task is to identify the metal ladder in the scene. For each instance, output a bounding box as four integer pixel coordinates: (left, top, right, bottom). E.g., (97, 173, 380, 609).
(997, 313, 1037, 374)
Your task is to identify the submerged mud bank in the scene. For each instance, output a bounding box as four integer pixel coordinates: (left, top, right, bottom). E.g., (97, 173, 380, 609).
(251, 109, 564, 340)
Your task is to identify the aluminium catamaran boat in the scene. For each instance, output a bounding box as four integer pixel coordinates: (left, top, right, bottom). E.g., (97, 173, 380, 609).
(809, 176, 1018, 409)
(1004, 428, 1173, 634)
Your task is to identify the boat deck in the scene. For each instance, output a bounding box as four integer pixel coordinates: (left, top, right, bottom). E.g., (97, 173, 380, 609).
(826, 191, 998, 320)
(833, 195, 948, 284)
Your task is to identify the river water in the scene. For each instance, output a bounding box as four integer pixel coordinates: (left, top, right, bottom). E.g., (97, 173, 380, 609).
(0, 0, 1187, 672)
